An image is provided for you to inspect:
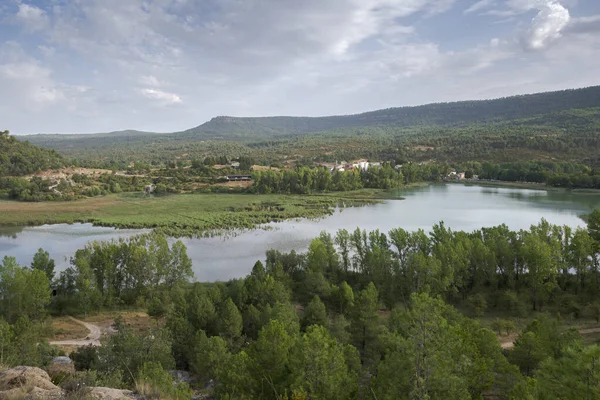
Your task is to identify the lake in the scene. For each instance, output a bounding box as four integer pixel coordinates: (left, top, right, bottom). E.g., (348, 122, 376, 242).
(2, 184, 600, 282)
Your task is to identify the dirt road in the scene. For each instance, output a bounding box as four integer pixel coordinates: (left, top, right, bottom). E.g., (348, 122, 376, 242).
(49, 316, 102, 347)
(500, 326, 600, 350)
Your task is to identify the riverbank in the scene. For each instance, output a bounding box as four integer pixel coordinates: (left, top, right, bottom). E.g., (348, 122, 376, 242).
(447, 179, 600, 194)
(0, 191, 382, 237)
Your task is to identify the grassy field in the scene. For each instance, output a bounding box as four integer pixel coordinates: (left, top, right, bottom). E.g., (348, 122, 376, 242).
(0, 191, 380, 237)
(48, 317, 89, 341)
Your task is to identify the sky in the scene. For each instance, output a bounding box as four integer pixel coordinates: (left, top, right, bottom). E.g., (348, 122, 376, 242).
(1, 0, 599, 134)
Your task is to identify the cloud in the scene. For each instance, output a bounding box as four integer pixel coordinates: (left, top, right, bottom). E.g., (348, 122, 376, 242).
(15, 3, 49, 32)
(566, 14, 600, 34)
(524, 0, 570, 50)
(1, 0, 599, 134)
(140, 88, 182, 104)
(464, 0, 495, 14)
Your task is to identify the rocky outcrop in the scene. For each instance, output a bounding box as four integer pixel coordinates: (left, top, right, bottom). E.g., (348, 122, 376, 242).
(0, 366, 64, 399)
(0, 366, 138, 400)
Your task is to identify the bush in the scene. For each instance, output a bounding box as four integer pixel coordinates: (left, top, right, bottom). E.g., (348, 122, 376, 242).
(136, 362, 193, 400)
(70, 344, 98, 371)
(147, 295, 170, 318)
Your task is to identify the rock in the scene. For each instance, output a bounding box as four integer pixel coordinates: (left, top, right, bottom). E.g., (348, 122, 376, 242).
(51, 357, 72, 365)
(0, 366, 65, 399)
(170, 370, 197, 385)
(88, 387, 137, 399)
(47, 357, 75, 379)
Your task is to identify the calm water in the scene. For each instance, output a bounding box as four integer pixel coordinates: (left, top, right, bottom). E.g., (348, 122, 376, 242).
(2, 184, 600, 282)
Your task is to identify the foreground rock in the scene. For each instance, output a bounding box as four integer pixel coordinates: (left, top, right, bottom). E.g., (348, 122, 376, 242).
(88, 387, 137, 399)
(0, 367, 138, 400)
(0, 366, 64, 399)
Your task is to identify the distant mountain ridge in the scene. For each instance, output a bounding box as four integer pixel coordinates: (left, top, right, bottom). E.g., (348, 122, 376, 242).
(16, 84, 600, 168)
(178, 85, 600, 138)
(21, 85, 600, 142)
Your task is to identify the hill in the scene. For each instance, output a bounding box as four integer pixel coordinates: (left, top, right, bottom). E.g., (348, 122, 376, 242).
(16, 85, 600, 166)
(182, 85, 600, 138)
(0, 130, 65, 176)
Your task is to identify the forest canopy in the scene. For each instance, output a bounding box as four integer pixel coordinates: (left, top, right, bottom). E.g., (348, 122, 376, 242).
(0, 130, 64, 176)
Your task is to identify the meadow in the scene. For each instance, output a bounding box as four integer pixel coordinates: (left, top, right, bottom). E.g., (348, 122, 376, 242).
(0, 191, 380, 237)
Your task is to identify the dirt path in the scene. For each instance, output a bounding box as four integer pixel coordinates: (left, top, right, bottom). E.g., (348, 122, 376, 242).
(50, 317, 102, 347)
(500, 327, 600, 350)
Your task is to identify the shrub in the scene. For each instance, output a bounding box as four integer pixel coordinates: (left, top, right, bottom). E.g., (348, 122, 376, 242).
(136, 362, 193, 400)
(70, 344, 98, 371)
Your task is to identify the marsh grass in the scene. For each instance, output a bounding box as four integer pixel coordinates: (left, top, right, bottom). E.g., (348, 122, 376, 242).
(0, 192, 380, 238)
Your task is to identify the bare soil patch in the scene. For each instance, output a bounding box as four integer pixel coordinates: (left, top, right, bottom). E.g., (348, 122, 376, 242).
(84, 311, 160, 335)
(214, 180, 254, 189)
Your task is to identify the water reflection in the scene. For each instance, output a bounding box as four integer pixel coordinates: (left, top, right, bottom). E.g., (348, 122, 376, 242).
(1, 184, 600, 282)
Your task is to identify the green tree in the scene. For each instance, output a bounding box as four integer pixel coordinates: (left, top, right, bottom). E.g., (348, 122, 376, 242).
(521, 234, 558, 310)
(537, 345, 600, 400)
(95, 319, 175, 384)
(218, 298, 243, 344)
(0, 257, 50, 322)
(137, 361, 193, 400)
(31, 248, 55, 282)
(349, 283, 381, 366)
(190, 331, 231, 383)
(331, 281, 354, 314)
(248, 320, 296, 399)
(302, 295, 327, 329)
(290, 325, 358, 399)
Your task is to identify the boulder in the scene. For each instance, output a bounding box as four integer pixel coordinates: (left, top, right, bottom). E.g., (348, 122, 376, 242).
(47, 357, 75, 379)
(0, 366, 64, 399)
(88, 387, 137, 399)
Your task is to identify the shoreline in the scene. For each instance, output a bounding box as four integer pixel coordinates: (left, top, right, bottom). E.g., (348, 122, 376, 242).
(446, 180, 600, 193)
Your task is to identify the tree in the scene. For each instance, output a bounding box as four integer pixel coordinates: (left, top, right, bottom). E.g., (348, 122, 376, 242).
(521, 234, 557, 310)
(331, 281, 354, 315)
(248, 320, 296, 399)
(302, 295, 327, 329)
(349, 283, 381, 366)
(537, 345, 600, 400)
(335, 229, 351, 274)
(137, 361, 193, 400)
(588, 210, 600, 244)
(0, 257, 51, 322)
(95, 319, 175, 384)
(289, 326, 358, 399)
(190, 331, 231, 383)
(31, 248, 55, 282)
(218, 298, 243, 344)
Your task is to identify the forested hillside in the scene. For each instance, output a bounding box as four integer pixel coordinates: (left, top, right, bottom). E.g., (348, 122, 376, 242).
(185, 85, 600, 138)
(18, 86, 600, 167)
(0, 130, 64, 176)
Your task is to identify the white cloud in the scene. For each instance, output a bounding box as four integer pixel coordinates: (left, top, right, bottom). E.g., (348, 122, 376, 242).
(140, 88, 182, 104)
(2, 0, 600, 134)
(525, 0, 571, 50)
(464, 0, 496, 14)
(15, 3, 49, 32)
